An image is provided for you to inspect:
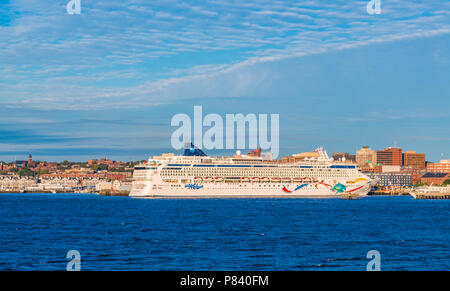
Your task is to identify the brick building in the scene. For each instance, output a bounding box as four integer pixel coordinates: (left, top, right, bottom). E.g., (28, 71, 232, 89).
(27, 154, 34, 167)
(247, 148, 262, 157)
(361, 165, 382, 173)
(402, 151, 426, 169)
(377, 147, 402, 166)
(420, 173, 450, 185)
(427, 160, 450, 173)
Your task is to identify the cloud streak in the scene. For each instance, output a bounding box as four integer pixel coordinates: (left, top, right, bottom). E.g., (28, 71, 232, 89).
(0, 0, 449, 111)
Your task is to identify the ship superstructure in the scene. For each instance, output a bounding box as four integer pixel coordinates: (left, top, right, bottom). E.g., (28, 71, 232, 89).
(130, 145, 372, 198)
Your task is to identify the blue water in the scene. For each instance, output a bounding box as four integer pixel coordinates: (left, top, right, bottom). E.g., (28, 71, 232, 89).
(0, 194, 448, 271)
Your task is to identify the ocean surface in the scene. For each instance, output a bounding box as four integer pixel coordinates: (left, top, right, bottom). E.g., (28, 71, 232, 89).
(0, 193, 448, 271)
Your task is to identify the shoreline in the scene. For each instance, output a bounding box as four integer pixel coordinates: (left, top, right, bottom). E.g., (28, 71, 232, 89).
(0, 190, 130, 196)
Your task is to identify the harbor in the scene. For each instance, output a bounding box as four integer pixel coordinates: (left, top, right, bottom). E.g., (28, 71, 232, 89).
(1, 148, 449, 199)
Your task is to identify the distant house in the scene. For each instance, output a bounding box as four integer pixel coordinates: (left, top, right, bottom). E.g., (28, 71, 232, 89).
(15, 160, 28, 168)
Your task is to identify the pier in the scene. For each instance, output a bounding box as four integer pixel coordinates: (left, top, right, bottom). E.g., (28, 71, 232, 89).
(368, 190, 411, 196)
(341, 193, 360, 200)
(412, 193, 450, 200)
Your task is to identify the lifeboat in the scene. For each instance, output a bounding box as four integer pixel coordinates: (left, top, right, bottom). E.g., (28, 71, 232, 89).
(251, 177, 260, 182)
(271, 177, 281, 182)
(241, 177, 250, 182)
(194, 177, 203, 182)
(203, 177, 213, 182)
(261, 177, 270, 182)
(215, 177, 224, 182)
(293, 178, 303, 183)
(281, 177, 291, 183)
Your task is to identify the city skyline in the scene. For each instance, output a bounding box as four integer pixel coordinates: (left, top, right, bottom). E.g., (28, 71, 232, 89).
(1, 1, 449, 162)
(0, 143, 445, 164)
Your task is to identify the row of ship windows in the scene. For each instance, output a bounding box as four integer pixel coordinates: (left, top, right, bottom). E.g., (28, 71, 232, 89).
(136, 169, 356, 174)
(160, 171, 355, 174)
(165, 165, 356, 169)
(162, 168, 355, 172)
(160, 173, 354, 178)
(167, 184, 319, 188)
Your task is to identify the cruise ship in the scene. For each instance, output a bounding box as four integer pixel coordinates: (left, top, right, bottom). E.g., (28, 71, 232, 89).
(130, 144, 372, 198)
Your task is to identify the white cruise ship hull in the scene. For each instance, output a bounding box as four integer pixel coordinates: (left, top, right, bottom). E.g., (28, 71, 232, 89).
(130, 146, 372, 199)
(130, 181, 371, 198)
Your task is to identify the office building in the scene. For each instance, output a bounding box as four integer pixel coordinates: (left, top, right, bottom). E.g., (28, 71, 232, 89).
(377, 147, 402, 166)
(356, 146, 377, 167)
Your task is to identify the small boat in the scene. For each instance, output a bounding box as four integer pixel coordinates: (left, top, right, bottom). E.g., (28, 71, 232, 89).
(241, 177, 250, 182)
(271, 177, 281, 182)
(215, 177, 224, 182)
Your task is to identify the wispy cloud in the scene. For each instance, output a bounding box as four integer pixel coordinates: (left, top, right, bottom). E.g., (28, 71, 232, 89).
(0, 0, 449, 111)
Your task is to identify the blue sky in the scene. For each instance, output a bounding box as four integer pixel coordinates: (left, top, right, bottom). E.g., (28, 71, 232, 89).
(0, 0, 449, 162)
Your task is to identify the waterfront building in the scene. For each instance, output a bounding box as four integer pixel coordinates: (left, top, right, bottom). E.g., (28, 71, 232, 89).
(402, 151, 426, 169)
(419, 173, 450, 185)
(376, 147, 403, 166)
(281, 151, 319, 163)
(247, 148, 262, 157)
(427, 160, 450, 173)
(332, 153, 356, 163)
(356, 146, 377, 167)
(381, 165, 401, 173)
(366, 173, 411, 187)
(361, 165, 382, 173)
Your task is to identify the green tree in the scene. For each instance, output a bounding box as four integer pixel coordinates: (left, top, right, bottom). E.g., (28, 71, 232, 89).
(18, 168, 35, 177)
(443, 179, 450, 186)
(93, 165, 107, 171)
(39, 169, 49, 175)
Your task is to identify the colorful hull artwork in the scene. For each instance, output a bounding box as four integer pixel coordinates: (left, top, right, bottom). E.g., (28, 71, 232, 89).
(282, 178, 368, 194)
(185, 184, 204, 190)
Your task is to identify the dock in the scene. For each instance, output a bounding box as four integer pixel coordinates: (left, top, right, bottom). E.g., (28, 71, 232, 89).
(411, 193, 450, 200)
(368, 190, 410, 196)
(99, 190, 130, 197)
(341, 193, 360, 200)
